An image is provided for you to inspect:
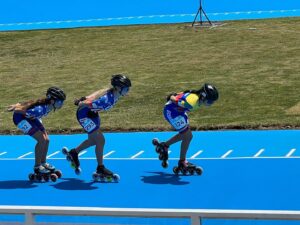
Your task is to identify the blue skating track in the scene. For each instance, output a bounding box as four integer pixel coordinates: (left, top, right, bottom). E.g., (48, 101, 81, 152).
(0, 0, 299, 31)
(0, 130, 299, 224)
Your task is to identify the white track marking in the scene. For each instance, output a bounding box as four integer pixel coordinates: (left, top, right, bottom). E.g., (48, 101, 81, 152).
(78, 151, 87, 156)
(0, 152, 7, 157)
(221, 150, 233, 158)
(254, 149, 265, 157)
(191, 151, 203, 159)
(286, 148, 296, 157)
(104, 151, 115, 158)
(2, 156, 300, 160)
(17, 152, 33, 159)
(168, 150, 171, 155)
(46, 151, 60, 159)
(131, 151, 144, 159)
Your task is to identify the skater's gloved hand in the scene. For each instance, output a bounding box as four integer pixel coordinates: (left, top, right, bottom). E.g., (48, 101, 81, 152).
(74, 97, 86, 106)
(166, 92, 177, 101)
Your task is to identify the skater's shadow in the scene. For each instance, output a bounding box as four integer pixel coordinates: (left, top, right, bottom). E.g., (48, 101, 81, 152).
(141, 172, 189, 185)
(51, 178, 98, 190)
(0, 180, 38, 189)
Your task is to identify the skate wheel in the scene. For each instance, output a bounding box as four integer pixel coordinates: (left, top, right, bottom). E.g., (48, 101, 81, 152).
(113, 174, 120, 182)
(162, 161, 168, 168)
(106, 176, 113, 182)
(75, 168, 81, 175)
(181, 168, 188, 175)
(99, 175, 105, 182)
(62, 147, 68, 155)
(173, 166, 179, 175)
(43, 174, 50, 182)
(36, 174, 42, 182)
(92, 172, 99, 181)
(195, 167, 203, 175)
(189, 169, 195, 175)
(152, 138, 159, 146)
(55, 170, 62, 178)
(28, 173, 35, 181)
(50, 174, 58, 182)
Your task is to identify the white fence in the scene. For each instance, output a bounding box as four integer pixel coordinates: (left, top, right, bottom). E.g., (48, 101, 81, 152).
(1, 206, 300, 225)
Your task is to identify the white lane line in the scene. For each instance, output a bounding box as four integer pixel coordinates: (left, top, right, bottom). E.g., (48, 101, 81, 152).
(47, 151, 60, 159)
(18, 152, 33, 159)
(104, 151, 115, 158)
(2, 156, 300, 160)
(131, 151, 144, 159)
(254, 149, 265, 157)
(191, 150, 203, 159)
(0, 152, 7, 156)
(78, 151, 87, 156)
(221, 150, 233, 158)
(286, 148, 296, 157)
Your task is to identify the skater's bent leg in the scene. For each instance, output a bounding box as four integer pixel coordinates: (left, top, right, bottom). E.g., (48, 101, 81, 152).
(165, 133, 183, 146)
(32, 131, 49, 166)
(40, 131, 50, 164)
(179, 128, 193, 160)
(89, 129, 105, 166)
(74, 138, 95, 153)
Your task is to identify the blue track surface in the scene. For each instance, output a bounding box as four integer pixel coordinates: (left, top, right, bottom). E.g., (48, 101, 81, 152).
(0, 130, 299, 224)
(0, 0, 299, 31)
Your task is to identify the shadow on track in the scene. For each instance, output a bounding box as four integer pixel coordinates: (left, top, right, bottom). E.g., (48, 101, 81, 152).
(0, 180, 38, 189)
(51, 178, 98, 190)
(141, 172, 190, 185)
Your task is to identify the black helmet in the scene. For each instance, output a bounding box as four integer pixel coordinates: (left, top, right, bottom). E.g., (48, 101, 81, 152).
(199, 83, 219, 102)
(111, 74, 131, 88)
(46, 86, 66, 101)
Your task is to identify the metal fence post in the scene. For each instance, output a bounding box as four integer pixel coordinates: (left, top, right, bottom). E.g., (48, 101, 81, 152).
(191, 215, 200, 225)
(25, 212, 34, 225)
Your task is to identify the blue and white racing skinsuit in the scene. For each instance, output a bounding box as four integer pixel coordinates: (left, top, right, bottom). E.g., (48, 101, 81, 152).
(13, 105, 52, 136)
(163, 92, 194, 133)
(76, 90, 119, 134)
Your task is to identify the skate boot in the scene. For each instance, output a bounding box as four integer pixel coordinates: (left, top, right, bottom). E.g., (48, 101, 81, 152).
(28, 165, 53, 182)
(42, 162, 62, 179)
(173, 160, 203, 175)
(92, 165, 120, 182)
(152, 138, 169, 168)
(62, 147, 81, 175)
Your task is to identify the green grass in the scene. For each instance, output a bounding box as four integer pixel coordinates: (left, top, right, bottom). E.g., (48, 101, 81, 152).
(0, 17, 299, 133)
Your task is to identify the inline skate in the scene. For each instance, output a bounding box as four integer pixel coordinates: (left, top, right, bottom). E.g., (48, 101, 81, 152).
(92, 165, 120, 182)
(152, 138, 169, 168)
(173, 160, 203, 176)
(62, 147, 82, 175)
(28, 165, 59, 182)
(42, 162, 62, 179)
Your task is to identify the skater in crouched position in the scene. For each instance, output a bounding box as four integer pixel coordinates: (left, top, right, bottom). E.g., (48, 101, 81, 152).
(62, 74, 131, 182)
(153, 83, 219, 175)
(7, 87, 66, 182)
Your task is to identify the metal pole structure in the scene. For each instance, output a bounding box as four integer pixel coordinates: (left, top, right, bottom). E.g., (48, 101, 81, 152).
(192, 0, 213, 27)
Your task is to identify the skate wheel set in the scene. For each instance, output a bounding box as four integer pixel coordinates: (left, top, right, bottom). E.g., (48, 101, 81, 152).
(173, 165, 203, 176)
(62, 147, 82, 175)
(28, 170, 62, 183)
(152, 138, 169, 168)
(92, 172, 120, 182)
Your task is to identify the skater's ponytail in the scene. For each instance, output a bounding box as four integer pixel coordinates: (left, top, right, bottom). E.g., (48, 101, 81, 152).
(7, 98, 51, 113)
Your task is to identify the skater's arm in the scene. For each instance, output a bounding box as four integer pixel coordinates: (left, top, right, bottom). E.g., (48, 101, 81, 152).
(25, 105, 46, 119)
(76, 88, 110, 107)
